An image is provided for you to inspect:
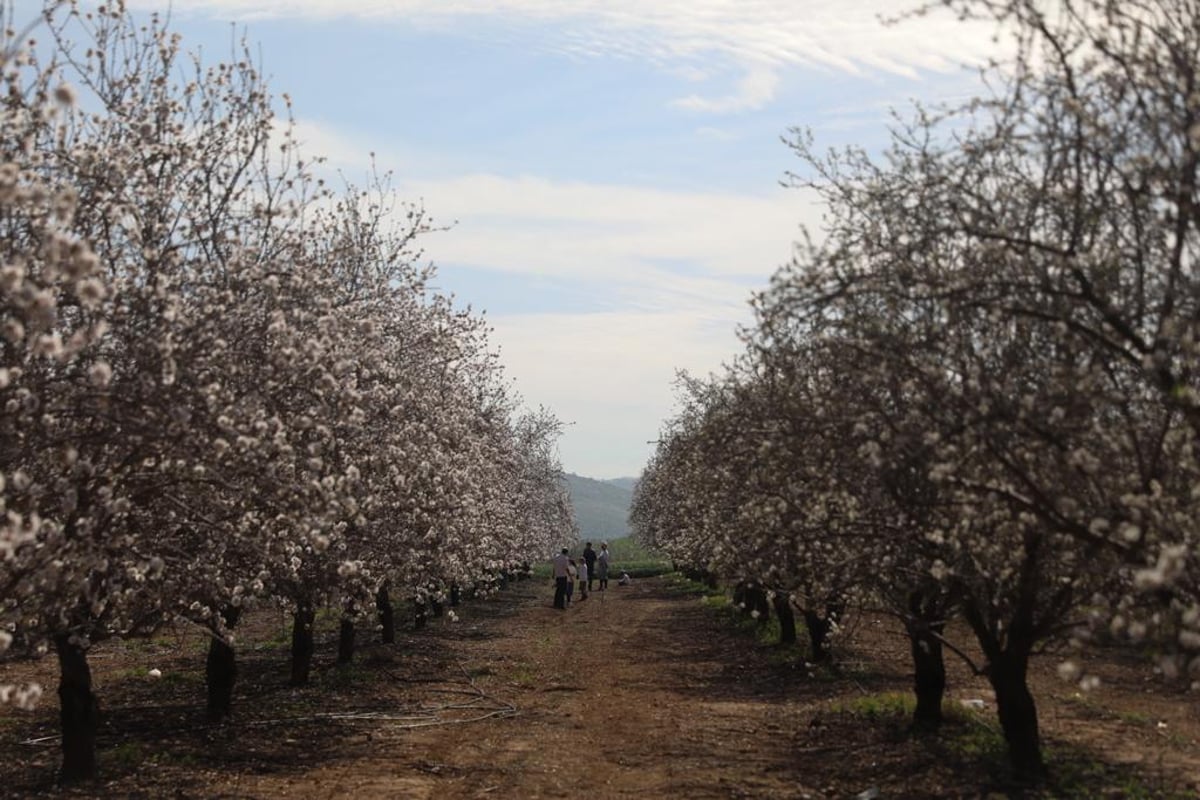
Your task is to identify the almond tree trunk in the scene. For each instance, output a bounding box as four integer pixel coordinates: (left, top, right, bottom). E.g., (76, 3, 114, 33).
(989, 648, 1045, 782)
(802, 609, 832, 663)
(963, 577, 1048, 784)
(413, 599, 427, 630)
(376, 584, 395, 644)
(772, 593, 797, 645)
(290, 603, 316, 687)
(337, 614, 356, 665)
(205, 606, 241, 721)
(55, 634, 98, 784)
(906, 619, 946, 732)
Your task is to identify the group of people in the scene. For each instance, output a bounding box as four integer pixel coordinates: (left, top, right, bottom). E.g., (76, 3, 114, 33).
(552, 541, 610, 610)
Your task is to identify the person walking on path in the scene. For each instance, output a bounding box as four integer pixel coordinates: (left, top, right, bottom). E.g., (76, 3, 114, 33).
(565, 558, 578, 606)
(552, 548, 570, 609)
(577, 558, 589, 600)
(596, 542, 611, 591)
(583, 542, 597, 591)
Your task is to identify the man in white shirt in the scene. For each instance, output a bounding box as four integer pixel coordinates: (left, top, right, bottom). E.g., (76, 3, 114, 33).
(552, 548, 570, 610)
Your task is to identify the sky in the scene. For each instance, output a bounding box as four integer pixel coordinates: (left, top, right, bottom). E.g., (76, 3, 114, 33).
(22, 1, 1003, 478)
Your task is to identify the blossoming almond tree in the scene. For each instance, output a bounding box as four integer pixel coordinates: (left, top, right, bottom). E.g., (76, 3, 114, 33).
(925, 0, 1200, 671)
(637, 1, 1200, 782)
(0, 28, 111, 732)
(757, 0, 1200, 777)
(0, 3, 368, 775)
(1, 1, 576, 781)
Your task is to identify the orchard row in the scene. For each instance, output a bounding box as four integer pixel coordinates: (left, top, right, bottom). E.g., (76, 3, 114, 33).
(633, 0, 1200, 785)
(0, 1, 576, 782)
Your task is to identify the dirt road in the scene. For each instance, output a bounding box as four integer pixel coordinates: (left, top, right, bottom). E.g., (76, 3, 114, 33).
(4, 575, 1198, 798)
(227, 579, 828, 799)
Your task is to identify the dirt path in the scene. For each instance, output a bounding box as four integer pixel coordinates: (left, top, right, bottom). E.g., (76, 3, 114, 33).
(222, 579, 828, 799)
(3, 575, 1198, 798)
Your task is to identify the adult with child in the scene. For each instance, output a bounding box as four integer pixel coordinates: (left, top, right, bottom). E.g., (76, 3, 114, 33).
(552, 548, 570, 610)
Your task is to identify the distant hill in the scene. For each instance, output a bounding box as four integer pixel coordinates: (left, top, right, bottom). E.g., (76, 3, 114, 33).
(604, 476, 639, 492)
(562, 473, 633, 541)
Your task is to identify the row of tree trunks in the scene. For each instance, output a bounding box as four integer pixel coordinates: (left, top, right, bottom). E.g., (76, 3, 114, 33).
(800, 599, 844, 665)
(712, 577, 1040, 784)
(52, 574, 522, 784)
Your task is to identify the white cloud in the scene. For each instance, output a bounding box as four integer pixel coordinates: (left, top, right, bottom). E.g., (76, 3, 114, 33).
(58, 2, 1009, 478)
(288, 119, 377, 172)
(488, 309, 743, 477)
(673, 66, 780, 114)
(282, 120, 801, 475)
(398, 173, 811, 475)
(131, 0, 1003, 113)
(396, 171, 821, 282)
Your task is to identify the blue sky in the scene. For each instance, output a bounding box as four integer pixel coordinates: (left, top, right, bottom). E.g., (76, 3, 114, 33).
(25, 1, 1001, 478)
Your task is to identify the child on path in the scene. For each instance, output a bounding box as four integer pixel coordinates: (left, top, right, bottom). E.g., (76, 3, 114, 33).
(577, 558, 588, 600)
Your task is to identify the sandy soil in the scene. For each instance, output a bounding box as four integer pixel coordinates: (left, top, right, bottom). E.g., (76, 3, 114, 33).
(1, 576, 1198, 798)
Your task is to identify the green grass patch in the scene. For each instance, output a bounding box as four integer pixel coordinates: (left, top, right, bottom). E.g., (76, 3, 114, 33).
(943, 714, 1008, 763)
(682, 583, 812, 656)
(832, 692, 1190, 798)
(315, 662, 372, 691)
(614, 563, 674, 578)
(1044, 747, 1190, 799)
(836, 691, 918, 720)
(664, 573, 725, 599)
(118, 665, 151, 679)
(600, 537, 665, 564)
(832, 691, 991, 730)
(533, 538, 672, 580)
(731, 605, 783, 646)
(105, 742, 144, 771)
(508, 663, 538, 688)
(315, 606, 343, 627)
(1061, 691, 1155, 727)
(156, 750, 202, 768)
(258, 626, 291, 649)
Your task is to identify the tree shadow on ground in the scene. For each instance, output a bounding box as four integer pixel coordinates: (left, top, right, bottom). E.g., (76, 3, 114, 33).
(0, 593, 528, 797)
(629, 581, 1194, 799)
